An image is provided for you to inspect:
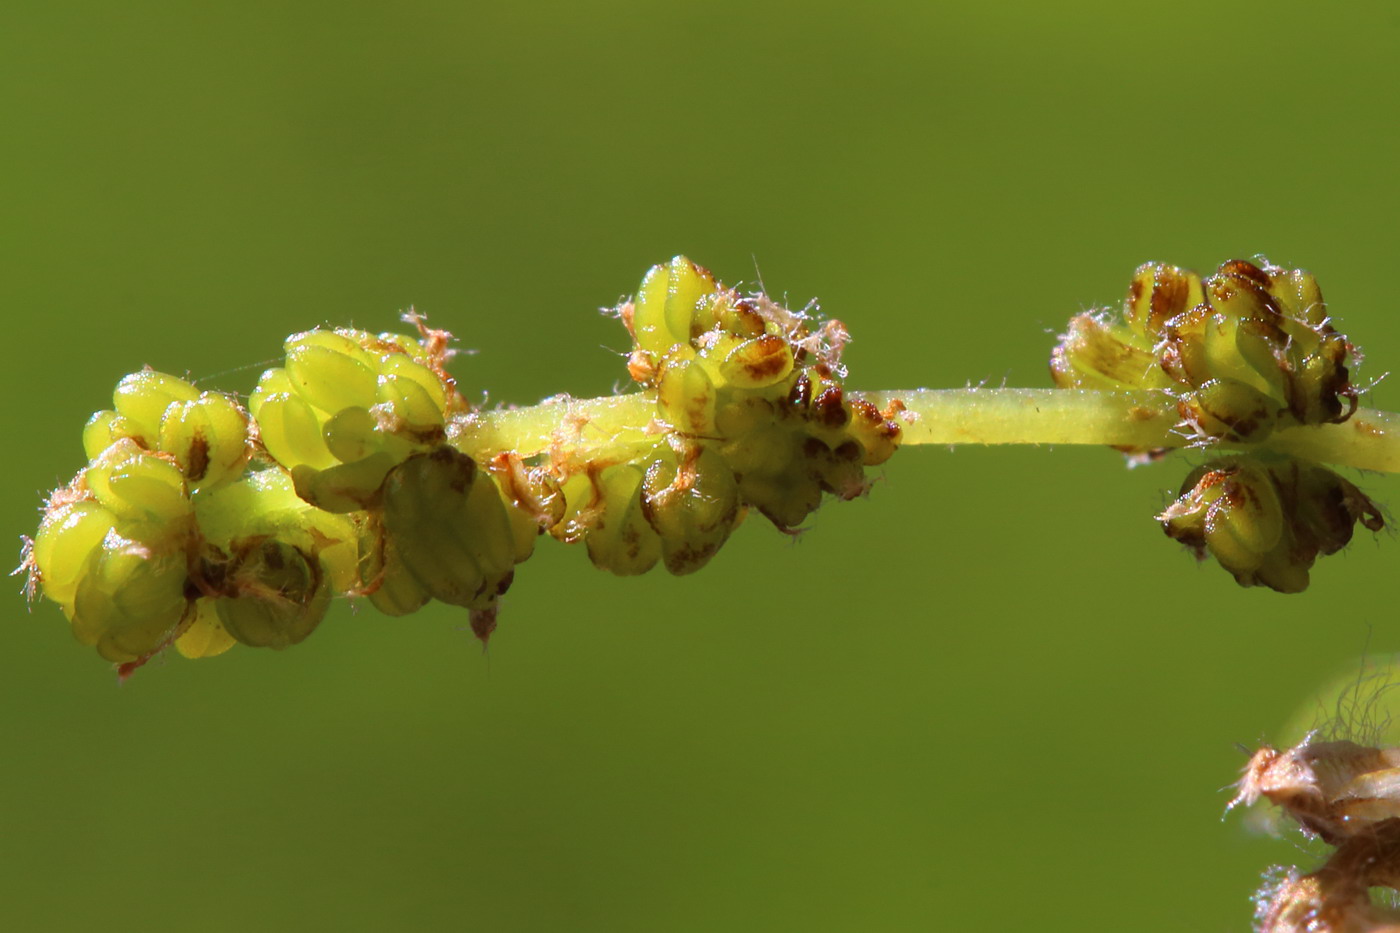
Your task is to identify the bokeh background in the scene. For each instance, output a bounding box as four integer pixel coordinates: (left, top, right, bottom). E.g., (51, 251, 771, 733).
(3, 2, 1398, 930)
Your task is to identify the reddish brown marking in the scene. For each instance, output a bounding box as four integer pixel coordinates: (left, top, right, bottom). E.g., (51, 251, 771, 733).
(686, 259, 716, 286)
(469, 605, 498, 646)
(186, 432, 210, 482)
(787, 373, 812, 409)
(1354, 419, 1384, 438)
(1127, 275, 1144, 309)
(736, 334, 790, 382)
(1150, 267, 1191, 328)
(729, 299, 767, 338)
(813, 387, 848, 428)
(1220, 259, 1273, 288)
(849, 398, 882, 425)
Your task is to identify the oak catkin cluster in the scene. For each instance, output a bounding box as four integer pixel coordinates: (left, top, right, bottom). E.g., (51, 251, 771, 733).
(23, 258, 902, 672)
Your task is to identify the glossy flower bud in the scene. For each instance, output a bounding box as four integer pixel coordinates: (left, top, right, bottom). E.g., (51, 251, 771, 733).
(641, 446, 740, 575)
(581, 464, 662, 576)
(84, 440, 192, 531)
(249, 371, 338, 471)
(31, 500, 119, 609)
(158, 392, 250, 489)
(111, 370, 201, 441)
(82, 410, 145, 460)
(656, 356, 717, 436)
(283, 330, 380, 414)
(632, 256, 717, 356)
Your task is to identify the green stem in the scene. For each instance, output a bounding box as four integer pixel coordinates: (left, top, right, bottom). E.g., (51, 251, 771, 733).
(855, 388, 1177, 448)
(455, 387, 1400, 474)
(454, 393, 656, 461)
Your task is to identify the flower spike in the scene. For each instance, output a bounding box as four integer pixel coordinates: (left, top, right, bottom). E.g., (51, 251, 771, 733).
(20, 255, 1398, 672)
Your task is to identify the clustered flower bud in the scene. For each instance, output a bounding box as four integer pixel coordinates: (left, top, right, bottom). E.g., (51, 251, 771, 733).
(22, 369, 363, 675)
(1052, 259, 1359, 450)
(1157, 455, 1383, 593)
(23, 260, 901, 671)
(543, 257, 902, 577)
(594, 257, 902, 568)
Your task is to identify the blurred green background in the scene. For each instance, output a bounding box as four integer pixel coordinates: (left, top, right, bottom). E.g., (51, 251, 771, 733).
(3, 2, 1398, 930)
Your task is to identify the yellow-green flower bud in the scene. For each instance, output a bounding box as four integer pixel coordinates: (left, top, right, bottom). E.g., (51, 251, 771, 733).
(656, 356, 718, 436)
(84, 440, 192, 530)
(250, 375, 338, 471)
(32, 500, 119, 609)
(82, 410, 146, 460)
(111, 370, 201, 441)
(632, 256, 716, 357)
(158, 393, 250, 489)
(578, 464, 662, 576)
(322, 406, 384, 464)
(72, 531, 191, 662)
(376, 357, 449, 436)
(640, 446, 740, 575)
(284, 330, 380, 414)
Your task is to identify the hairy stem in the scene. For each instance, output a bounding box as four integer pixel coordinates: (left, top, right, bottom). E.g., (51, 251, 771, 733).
(458, 387, 1400, 474)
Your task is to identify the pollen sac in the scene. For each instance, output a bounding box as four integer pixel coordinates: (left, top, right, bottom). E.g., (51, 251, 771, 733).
(1052, 260, 1359, 451)
(250, 320, 462, 511)
(1158, 455, 1383, 592)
